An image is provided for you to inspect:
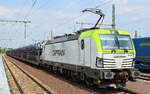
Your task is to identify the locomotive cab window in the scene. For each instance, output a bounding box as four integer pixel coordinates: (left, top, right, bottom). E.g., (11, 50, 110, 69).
(100, 34, 133, 50)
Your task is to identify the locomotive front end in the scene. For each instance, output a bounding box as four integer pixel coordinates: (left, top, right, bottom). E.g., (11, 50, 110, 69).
(98, 30, 140, 87)
(80, 29, 140, 87)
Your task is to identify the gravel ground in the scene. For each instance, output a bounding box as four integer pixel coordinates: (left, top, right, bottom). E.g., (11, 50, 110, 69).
(3, 60, 20, 94)
(126, 80, 150, 94)
(4, 57, 49, 94)
(6, 56, 150, 94)
(5, 56, 92, 94)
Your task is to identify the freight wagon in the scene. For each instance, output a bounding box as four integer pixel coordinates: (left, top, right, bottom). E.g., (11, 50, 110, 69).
(133, 37, 150, 71)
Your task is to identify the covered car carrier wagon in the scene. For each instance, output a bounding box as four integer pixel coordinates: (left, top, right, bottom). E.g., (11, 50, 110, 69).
(133, 37, 150, 71)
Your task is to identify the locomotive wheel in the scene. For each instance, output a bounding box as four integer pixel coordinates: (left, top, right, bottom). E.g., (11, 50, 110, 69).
(85, 77, 94, 87)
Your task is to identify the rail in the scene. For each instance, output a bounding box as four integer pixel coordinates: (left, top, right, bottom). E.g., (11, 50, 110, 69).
(3, 56, 57, 94)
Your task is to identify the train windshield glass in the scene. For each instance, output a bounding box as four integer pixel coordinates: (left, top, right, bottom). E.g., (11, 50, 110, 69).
(118, 35, 132, 49)
(100, 35, 133, 50)
(100, 35, 118, 49)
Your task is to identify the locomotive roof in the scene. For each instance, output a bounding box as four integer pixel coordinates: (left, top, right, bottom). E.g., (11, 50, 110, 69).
(80, 28, 129, 38)
(10, 28, 130, 51)
(45, 28, 129, 45)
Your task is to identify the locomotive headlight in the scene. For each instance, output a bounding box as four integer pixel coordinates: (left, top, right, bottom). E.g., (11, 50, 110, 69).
(104, 72, 114, 79)
(96, 57, 103, 67)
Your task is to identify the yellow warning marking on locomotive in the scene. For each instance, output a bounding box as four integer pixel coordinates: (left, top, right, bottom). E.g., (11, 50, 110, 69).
(140, 43, 150, 46)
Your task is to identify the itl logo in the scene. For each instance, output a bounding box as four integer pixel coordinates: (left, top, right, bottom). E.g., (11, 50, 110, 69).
(52, 50, 65, 56)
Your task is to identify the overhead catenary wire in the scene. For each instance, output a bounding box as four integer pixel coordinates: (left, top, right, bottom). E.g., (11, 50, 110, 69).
(118, 4, 150, 27)
(13, 0, 28, 19)
(24, 0, 38, 20)
(29, 0, 112, 38)
(37, 0, 50, 9)
(95, 0, 113, 8)
(52, 12, 85, 29)
(51, 0, 113, 30)
(74, 0, 113, 29)
(30, 12, 86, 36)
(119, 3, 150, 16)
(0, 20, 31, 39)
(2, 0, 32, 42)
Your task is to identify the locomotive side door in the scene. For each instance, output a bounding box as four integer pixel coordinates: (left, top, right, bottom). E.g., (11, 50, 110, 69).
(79, 38, 91, 67)
(79, 39, 85, 65)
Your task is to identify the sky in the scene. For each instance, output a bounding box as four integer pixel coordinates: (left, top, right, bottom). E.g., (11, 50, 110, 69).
(0, 0, 150, 48)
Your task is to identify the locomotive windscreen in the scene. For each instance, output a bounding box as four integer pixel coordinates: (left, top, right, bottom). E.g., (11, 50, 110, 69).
(100, 35, 133, 50)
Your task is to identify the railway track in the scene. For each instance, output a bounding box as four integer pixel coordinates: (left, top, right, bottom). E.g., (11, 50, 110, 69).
(4, 55, 140, 94)
(117, 88, 139, 94)
(3, 57, 25, 94)
(138, 74, 150, 81)
(3, 56, 55, 94)
(88, 86, 139, 94)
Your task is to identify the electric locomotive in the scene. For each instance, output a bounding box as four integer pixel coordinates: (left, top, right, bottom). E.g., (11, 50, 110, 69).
(40, 28, 140, 88)
(7, 8, 140, 88)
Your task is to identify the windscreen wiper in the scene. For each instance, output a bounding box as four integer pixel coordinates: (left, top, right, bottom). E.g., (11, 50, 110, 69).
(123, 49, 128, 53)
(112, 43, 117, 53)
(111, 49, 116, 53)
(111, 36, 119, 54)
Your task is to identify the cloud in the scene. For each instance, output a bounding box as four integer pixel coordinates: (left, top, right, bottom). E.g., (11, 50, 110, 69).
(115, 0, 129, 5)
(0, 6, 14, 16)
(64, 1, 78, 11)
(117, 6, 140, 15)
(2, 0, 150, 48)
(117, 5, 150, 24)
(122, 0, 129, 5)
(51, 0, 79, 20)
(53, 11, 74, 19)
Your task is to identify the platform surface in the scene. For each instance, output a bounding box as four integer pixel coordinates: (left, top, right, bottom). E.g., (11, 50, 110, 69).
(0, 56, 10, 94)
